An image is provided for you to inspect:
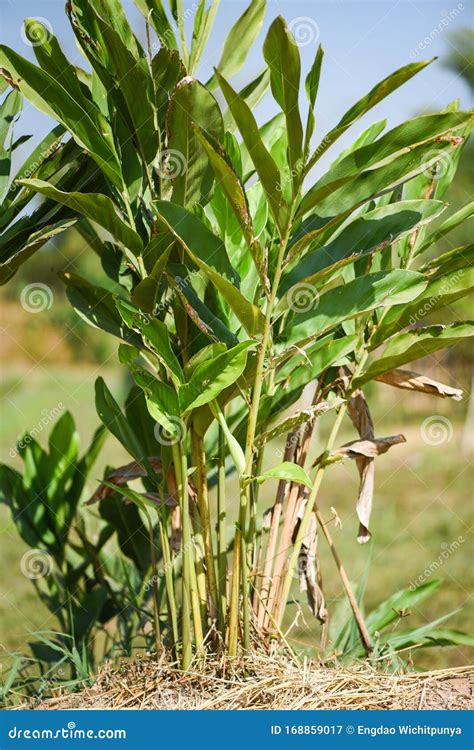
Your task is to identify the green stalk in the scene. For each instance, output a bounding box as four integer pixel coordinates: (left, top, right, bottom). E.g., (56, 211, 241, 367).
(192, 431, 218, 621)
(217, 424, 227, 637)
(190, 502, 208, 627)
(228, 229, 291, 655)
(143, 507, 162, 656)
(172, 441, 192, 669)
(278, 356, 373, 655)
(157, 502, 179, 658)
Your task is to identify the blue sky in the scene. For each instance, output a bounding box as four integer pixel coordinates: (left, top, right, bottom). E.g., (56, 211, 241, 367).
(1, 0, 472, 175)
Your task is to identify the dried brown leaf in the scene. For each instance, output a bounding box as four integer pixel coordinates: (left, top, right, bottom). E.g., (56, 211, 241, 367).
(86, 457, 163, 505)
(293, 500, 328, 623)
(332, 434, 406, 460)
(376, 368, 463, 401)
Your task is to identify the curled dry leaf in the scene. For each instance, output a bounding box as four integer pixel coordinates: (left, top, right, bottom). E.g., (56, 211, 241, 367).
(86, 457, 164, 505)
(347, 390, 375, 545)
(331, 433, 407, 460)
(292, 497, 328, 624)
(376, 368, 463, 401)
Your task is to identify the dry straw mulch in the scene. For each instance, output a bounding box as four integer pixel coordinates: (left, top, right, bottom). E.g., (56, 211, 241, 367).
(32, 650, 473, 711)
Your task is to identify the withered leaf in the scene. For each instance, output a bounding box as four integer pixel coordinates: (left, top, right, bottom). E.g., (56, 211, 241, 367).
(86, 457, 163, 505)
(293, 499, 328, 624)
(330, 433, 406, 460)
(347, 390, 375, 545)
(376, 368, 463, 401)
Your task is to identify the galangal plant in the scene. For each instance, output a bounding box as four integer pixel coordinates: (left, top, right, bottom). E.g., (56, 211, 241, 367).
(0, 0, 473, 672)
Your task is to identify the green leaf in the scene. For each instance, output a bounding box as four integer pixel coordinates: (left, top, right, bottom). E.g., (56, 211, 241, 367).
(283, 199, 445, 291)
(210, 0, 266, 87)
(130, 365, 181, 438)
(299, 111, 472, 218)
(286, 270, 427, 346)
(63, 273, 141, 344)
(180, 341, 255, 412)
(194, 127, 265, 282)
(0, 220, 75, 286)
(115, 298, 184, 384)
(131, 245, 172, 313)
(275, 335, 358, 385)
(168, 264, 239, 347)
(152, 48, 186, 130)
(89, 10, 158, 164)
(135, 0, 178, 49)
(99, 494, 151, 573)
(223, 68, 270, 131)
(415, 201, 474, 257)
(154, 201, 265, 335)
(355, 323, 474, 386)
(263, 17, 303, 192)
(125, 386, 158, 459)
(373, 264, 474, 344)
(212, 402, 246, 475)
(306, 58, 435, 172)
(0, 44, 122, 188)
(216, 70, 289, 234)
(0, 88, 21, 148)
(387, 625, 474, 650)
(257, 462, 312, 488)
(303, 141, 460, 233)
(304, 45, 323, 155)
(365, 580, 442, 634)
(329, 119, 387, 171)
(19, 179, 143, 258)
(95, 377, 152, 467)
(166, 78, 224, 208)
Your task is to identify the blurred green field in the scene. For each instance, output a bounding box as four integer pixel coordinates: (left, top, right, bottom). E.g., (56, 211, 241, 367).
(0, 354, 472, 672)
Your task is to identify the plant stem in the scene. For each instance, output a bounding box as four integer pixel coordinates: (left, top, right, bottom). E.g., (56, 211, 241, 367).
(192, 431, 218, 621)
(217, 424, 227, 637)
(144, 508, 162, 656)
(256, 438, 295, 629)
(157, 502, 179, 658)
(228, 231, 291, 655)
(278, 359, 373, 656)
(172, 442, 192, 669)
